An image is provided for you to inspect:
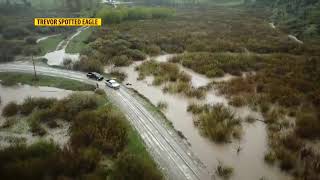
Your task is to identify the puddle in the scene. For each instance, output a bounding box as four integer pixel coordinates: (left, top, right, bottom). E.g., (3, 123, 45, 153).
(109, 54, 291, 180)
(43, 27, 89, 66)
(0, 84, 72, 148)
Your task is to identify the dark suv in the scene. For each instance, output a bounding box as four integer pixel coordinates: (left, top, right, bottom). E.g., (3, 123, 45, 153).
(86, 72, 104, 81)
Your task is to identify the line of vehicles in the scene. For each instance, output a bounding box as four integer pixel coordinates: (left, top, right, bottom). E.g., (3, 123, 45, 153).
(86, 72, 120, 89)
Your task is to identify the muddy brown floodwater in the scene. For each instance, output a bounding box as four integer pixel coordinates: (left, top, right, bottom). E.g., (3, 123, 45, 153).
(0, 84, 72, 148)
(108, 54, 291, 180)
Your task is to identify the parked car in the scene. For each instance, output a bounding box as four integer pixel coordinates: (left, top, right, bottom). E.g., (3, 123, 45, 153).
(105, 79, 120, 89)
(86, 72, 104, 81)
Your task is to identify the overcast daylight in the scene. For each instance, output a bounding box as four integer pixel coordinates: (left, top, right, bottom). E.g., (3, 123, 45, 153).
(0, 0, 319, 180)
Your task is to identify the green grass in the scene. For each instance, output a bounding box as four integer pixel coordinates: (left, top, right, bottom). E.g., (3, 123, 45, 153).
(65, 28, 93, 53)
(0, 72, 94, 91)
(126, 128, 153, 162)
(36, 34, 64, 56)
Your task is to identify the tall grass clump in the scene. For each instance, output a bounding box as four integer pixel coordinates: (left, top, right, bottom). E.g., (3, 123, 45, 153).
(2, 102, 19, 117)
(195, 104, 242, 143)
(157, 101, 168, 111)
(215, 162, 234, 179)
(20, 97, 57, 115)
(295, 112, 320, 139)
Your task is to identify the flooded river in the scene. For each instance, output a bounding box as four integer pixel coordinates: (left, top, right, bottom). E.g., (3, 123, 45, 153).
(110, 55, 290, 180)
(0, 84, 72, 148)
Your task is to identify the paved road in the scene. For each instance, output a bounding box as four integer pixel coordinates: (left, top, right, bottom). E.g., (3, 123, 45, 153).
(0, 63, 212, 180)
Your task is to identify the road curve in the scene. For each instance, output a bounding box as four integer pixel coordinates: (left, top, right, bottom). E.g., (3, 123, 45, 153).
(0, 63, 212, 180)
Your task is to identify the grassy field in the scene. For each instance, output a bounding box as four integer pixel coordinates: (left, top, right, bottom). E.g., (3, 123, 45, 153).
(0, 72, 94, 91)
(65, 28, 93, 54)
(36, 34, 65, 55)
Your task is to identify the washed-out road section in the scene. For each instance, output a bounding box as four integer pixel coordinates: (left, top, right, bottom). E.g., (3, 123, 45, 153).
(0, 63, 211, 180)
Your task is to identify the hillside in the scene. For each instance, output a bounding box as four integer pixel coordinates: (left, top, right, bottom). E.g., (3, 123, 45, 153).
(254, 0, 320, 40)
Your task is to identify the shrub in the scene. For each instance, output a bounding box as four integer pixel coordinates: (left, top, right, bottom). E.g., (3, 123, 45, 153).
(25, 37, 37, 44)
(29, 119, 46, 136)
(260, 102, 270, 114)
(111, 152, 162, 180)
(52, 93, 99, 120)
(265, 109, 281, 124)
(276, 148, 296, 171)
(198, 104, 241, 143)
(112, 55, 132, 67)
(264, 151, 276, 165)
(229, 96, 246, 107)
(187, 103, 209, 114)
(20, 97, 57, 115)
(94, 88, 106, 96)
(295, 112, 320, 139)
(110, 70, 127, 82)
(125, 49, 146, 61)
(216, 162, 234, 179)
(73, 56, 104, 73)
(71, 108, 128, 154)
(145, 44, 161, 55)
(157, 101, 168, 110)
(2, 26, 29, 39)
(281, 134, 304, 152)
(2, 102, 19, 117)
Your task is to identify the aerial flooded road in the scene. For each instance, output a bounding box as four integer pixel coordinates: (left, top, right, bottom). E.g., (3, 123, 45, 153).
(0, 63, 211, 180)
(115, 54, 291, 180)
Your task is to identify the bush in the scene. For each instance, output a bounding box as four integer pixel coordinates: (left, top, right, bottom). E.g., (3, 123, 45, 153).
(295, 112, 320, 139)
(198, 104, 241, 143)
(145, 44, 161, 55)
(20, 97, 57, 115)
(157, 101, 168, 110)
(125, 49, 146, 61)
(110, 70, 127, 82)
(276, 148, 296, 171)
(2, 102, 19, 117)
(229, 96, 246, 107)
(187, 103, 209, 114)
(264, 151, 276, 165)
(216, 162, 233, 179)
(0, 142, 103, 180)
(71, 108, 128, 154)
(281, 134, 304, 152)
(2, 26, 29, 39)
(111, 152, 162, 180)
(94, 88, 106, 96)
(73, 55, 104, 73)
(25, 37, 37, 44)
(112, 55, 132, 67)
(52, 93, 99, 120)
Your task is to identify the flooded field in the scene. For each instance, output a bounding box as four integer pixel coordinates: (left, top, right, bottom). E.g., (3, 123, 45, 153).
(0, 84, 72, 148)
(43, 27, 89, 66)
(110, 55, 290, 180)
